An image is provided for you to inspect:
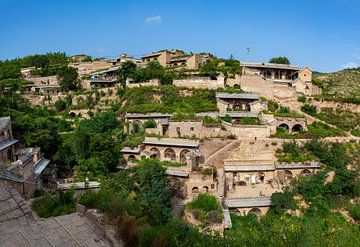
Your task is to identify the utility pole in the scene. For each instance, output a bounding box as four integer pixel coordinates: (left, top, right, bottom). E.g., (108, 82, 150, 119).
(246, 47, 251, 62)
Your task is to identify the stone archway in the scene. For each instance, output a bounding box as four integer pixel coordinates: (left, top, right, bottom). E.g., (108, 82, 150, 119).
(150, 147, 160, 159)
(279, 123, 290, 132)
(128, 155, 136, 161)
(248, 207, 262, 216)
(300, 169, 312, 177)
(292, 124, 303, 132)
(164, 148, 176, 161)
(180, 149, 190, 163)
(202, 186, 209, 192)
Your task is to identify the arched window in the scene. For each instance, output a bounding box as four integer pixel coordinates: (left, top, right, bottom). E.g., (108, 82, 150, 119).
(300, 169, 312, 177)
(128, 155, 136, 161)
(284, 170, 293, 180)
(202, 186, 209, 192)
(164, 148, 176, 161)
(192, 187, 199, 193)
(180, 149, 190, 163)
(150, 147, 160, 159)
(190, 127, 194, 131)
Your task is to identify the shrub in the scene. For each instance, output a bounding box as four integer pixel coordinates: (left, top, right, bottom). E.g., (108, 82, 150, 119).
(187, 193, 222, 213)
(271, 190, 297, 214)
(301, 103, 317, 116)
(32, 190, 76, 218)
(222, 114, 232, 123)
(143, 119, 157, 128)
(348, 205, 360, 222)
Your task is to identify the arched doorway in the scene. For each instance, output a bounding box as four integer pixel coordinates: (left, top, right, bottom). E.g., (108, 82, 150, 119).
(164, 148, 176, 161)
(257, 172, 265, 183)
(292, 124, 303, 132)
(284, 170, 293, 180)
(245, 103, 251, 111)
(279, 123, 290, 132)
(300, 169, 312, 177)
(69, 112, 76, 118)
(180, 149, 190, 163)
(234, 101, 242, 110)
(192, 187, 199, 194)
(248, 207, 262, 216)
(168, 177, 182, 190)
(202, 186, 209, 192)
(128, 155, 136, 161)
(150, 147, 160, 159)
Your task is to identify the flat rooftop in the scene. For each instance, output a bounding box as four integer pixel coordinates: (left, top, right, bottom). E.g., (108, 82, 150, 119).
(275, 161, 320, 169)
(221, 112, 259, 118)
(0, 139, 18, 151)
(216, 92, 260, 100)
(125, 112, 171, 119)
(143, 137, 199, 148)
(224, 165, 275, 172)
(225, 197, 272, 208)
(241, 62, 301, 70)
(121, 147, 141, 154)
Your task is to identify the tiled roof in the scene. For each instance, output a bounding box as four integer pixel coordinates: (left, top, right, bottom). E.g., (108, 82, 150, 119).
(221, 112, 259, 118)
(34, 158, 50, 179)
(125, 112, 171, 118)
(275, 161, 320, 169)
(0, 139, 18, 151)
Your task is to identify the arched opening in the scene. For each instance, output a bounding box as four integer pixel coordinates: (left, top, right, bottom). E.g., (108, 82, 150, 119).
(233, 119, 241, 125)
(150, 147, 160, 159)
(257, 172, 265, 183)
(245, 103, 251, 111)
(190, 127, 194, 131)
(238, 181, 247, 186)
(248, 207, 262, 216)
(233, 84, 240, 89)
(292, 124, 303, 132)
(192, 187, 199, 194)
(284, 170, 293, 180)
(202, 186, 209, 192)
(300, 169, 312, 177)
(69, 112, 76, 118)
(128, 155, 136, 161)
(279, 123, 290, 132)
(180, 149, 190, 163)
(164, 148, 176, 161)
(233, 101, 242, 110)
(168, 177, 182, 189)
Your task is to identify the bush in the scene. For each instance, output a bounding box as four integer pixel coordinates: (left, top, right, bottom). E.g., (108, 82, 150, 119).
(143, 119, 157, 128)
(271, 190, 297, 214)
(187, 193, 222, 213)
(348, 205, 360, 222)
(32, 190, 76, 218)
(297, 95, 306, 103)
(301, 103, 317, 116)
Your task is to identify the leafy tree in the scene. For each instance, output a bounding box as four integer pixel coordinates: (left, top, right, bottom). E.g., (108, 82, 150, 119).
(57, 66, 79, 91)
(271, 190, 297, 214)
(116, 61, 137, 82)
(301, 103, 317, 116)
(269, 56, 290, 65)
(54, 98, 67, 112)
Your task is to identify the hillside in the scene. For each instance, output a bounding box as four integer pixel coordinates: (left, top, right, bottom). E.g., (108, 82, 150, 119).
(314, 68, 360, 103)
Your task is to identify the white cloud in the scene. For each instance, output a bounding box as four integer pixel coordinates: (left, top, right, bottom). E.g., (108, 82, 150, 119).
(145, 15, 162, 23)
(342, 62, 358, 69)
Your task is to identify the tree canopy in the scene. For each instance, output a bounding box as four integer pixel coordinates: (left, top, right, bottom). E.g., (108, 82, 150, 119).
(269, 56, 290, 65)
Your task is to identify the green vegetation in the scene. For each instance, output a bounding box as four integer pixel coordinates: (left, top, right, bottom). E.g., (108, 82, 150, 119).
(301, 103, 317, 116)
(274, 122, 344, 139)
(187, 193, 223, 225)
(316, 107, 360, 136)
(57, 66, 80, 91)
(200, 55, 240, 76)
(269, 56, 290, 65)
(314, 68, 360, 104)
(32, 190, 76, 218)
(120, 85, 217, 114)
(266, 101, 304, 118)
(143, 119, 157, 128)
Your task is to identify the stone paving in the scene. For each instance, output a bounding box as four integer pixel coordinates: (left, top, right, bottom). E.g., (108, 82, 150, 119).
(0, 183, 112, 247)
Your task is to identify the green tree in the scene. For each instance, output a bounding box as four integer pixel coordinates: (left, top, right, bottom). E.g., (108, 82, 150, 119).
(116, 61, 137, 82)
(57, 66, 79, 91)
(269, 56, 290, 65)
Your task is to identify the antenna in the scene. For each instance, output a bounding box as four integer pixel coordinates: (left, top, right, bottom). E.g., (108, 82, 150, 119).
(246, 48, 251, 62)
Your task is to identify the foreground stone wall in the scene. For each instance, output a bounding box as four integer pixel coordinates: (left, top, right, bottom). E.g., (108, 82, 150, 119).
(126, 79, 160, 88)
(237, 75, 274, 99)
(223, 122, 273, 138)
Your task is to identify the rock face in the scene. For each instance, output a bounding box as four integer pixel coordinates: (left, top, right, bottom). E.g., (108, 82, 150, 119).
(0, 183, 112, 247)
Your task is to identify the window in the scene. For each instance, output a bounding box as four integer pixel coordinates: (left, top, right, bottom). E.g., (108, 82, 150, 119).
(190, 127, 194, 131)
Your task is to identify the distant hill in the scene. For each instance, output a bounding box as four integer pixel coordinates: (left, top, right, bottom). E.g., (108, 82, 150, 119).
(314, 68, 360, 102)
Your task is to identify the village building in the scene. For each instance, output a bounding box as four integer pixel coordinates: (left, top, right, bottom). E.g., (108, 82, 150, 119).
(0, 117, 51, 199)
(141, 50, 211, 69)
(125, 78, 160, 88)
(89, 66, 119, 88)
(24, 84, 62, 96)
(216, 92, 264, 115)
(70, 59, 116, 75)
(226, 62, 321, 99)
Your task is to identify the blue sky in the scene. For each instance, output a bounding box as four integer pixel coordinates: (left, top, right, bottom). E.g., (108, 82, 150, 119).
(0, 0, 359, 72)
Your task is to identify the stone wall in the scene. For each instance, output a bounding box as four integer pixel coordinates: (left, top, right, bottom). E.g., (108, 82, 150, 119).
(167, 120, 230, 138)
(26, 75, 58, 85)
(173, 75, 225, 89)
(310, 99, 360, 113)
(223, 122, 273, 138)
(126, 79, 160, 88)
(237, 75, 274, 99)
(273, 83, 297, 99)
